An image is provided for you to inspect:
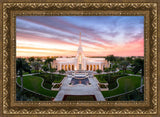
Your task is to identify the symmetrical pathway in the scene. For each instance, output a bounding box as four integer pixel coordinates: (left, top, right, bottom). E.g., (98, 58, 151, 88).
(54, 74, 105, 101)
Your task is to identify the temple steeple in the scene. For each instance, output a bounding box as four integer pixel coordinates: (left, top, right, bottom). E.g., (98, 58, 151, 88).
(79, 32, 81, 47)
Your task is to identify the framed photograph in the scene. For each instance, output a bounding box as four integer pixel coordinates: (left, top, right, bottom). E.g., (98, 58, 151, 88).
(0, 0, 159, 116)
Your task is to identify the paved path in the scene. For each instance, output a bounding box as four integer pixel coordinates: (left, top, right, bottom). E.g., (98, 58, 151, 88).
(17, 73, 40, 77)
(54, 75, 105, 101)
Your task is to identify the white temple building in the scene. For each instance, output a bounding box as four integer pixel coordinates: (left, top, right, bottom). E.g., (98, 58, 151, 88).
(53, 33, 110, 71)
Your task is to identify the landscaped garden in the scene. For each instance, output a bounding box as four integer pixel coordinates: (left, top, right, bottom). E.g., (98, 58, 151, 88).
(95, 73, 127, 90)
(16, 84, 52, 101)
(101, 76, 142, 97)
(17, 75, 58, 97)
(34, 73, 65, 89)
(106, 87, 144, 101)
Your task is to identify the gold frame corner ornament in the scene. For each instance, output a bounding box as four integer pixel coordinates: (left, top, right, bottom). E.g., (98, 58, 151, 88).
(1, 1, 158, 116)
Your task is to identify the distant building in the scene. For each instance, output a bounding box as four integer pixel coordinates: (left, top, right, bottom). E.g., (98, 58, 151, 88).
(52, 33, 110, 71)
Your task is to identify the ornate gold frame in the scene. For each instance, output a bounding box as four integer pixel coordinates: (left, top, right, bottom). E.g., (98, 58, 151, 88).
(0, 0, 159, 116)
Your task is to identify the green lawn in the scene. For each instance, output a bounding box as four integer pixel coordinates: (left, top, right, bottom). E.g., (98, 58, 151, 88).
(102, 76, 142, 98)
(17, 76, 58, 97)
(94, 74, 127, 90)
(34, 73, 65, 89)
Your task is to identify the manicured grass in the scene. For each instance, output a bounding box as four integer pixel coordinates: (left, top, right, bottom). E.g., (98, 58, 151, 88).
(16, 84, 51, 101)
(95, 73, 127, 90)
(35, 73, 65, 89)
(106, 87, 144, 101)
(17, 76, 58, 97)
(102, 76, 142, 98)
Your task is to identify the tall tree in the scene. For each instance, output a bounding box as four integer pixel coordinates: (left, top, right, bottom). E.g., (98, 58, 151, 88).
(28, 57, 35, 64)
(36, 57, 42, 63)
(132, 58, 144, 93)
(105, 55, 116, 62)
(31, 62, 41, 73)
(16, 58, 31, 91)
(120, 60, 129, 74)
(105, 55, 116, 72)
(45, 57, 54, 71)
(126, 57, 133, 64)
(42, 65, 49, 73)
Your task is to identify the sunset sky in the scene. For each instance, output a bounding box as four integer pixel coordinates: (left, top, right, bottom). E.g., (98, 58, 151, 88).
(16, 16, 144, 57)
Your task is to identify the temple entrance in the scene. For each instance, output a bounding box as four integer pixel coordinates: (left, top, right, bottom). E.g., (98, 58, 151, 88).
(90, 65, 92, 71)
(65, 65, 67, 71)
(93, 65, 95, 71)
(68, 65, 71, 71)
(62, 65, 64, 70)
(86, 65, 89, 71)
(72, 65, 74, 70)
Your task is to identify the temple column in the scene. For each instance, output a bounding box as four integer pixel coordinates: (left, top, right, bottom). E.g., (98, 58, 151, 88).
(92, 64, 93, 71)
(89, 64, 90, 71)
(100, 64, 101, 70)
(60, 64, 61, 70)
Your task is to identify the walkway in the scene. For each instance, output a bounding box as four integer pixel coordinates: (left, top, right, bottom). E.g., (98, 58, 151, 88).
(54, 74, 105, 101)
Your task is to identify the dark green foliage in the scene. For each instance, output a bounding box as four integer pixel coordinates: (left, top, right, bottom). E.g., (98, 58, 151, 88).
(132, 58, 144, 92)
(59, 69, 65, 74)
(45, 57, 54, 69)
(28, 57, 35, 63)
(31, 61, 41, 73)
(96, 69, 102, 74)
(16, 58, 31, 76)
(17, 76, 58, 97)
(35, 73, 65, 89)
(36, 57, 42, 62)
(120, 60, 129, 74)
(106, 87, 144, 101)
(42, 65, 49, 72)
(99, 84, 107, 88)
(53, 84, 62, 88)
(132, 58, 144, 76)
(95, 73, 127, 89)
(105, 55, 116, 62)
(50, 68, 57, 72)
(104, 68, 110, 72)
(16, 58, 31, 92)
(16, 84, 51, 101)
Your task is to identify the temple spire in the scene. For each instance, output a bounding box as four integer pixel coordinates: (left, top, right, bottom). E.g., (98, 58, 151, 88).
(79, 32, 81, 46)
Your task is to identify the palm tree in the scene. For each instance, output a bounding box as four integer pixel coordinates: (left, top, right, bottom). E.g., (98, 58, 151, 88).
(105, 55, 116, 72)
(16, 58, 31, 91)
(45, 57, 54, 72)
(132, 58, 144, 93)
(42, 64, 49, 73)
(36, 57, 42, 62)
(28, 57, 35, 64)
(120, 60, 129, 74)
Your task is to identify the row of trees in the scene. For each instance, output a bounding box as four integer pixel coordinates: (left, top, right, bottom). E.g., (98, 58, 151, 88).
(16, 57, 57, 92)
